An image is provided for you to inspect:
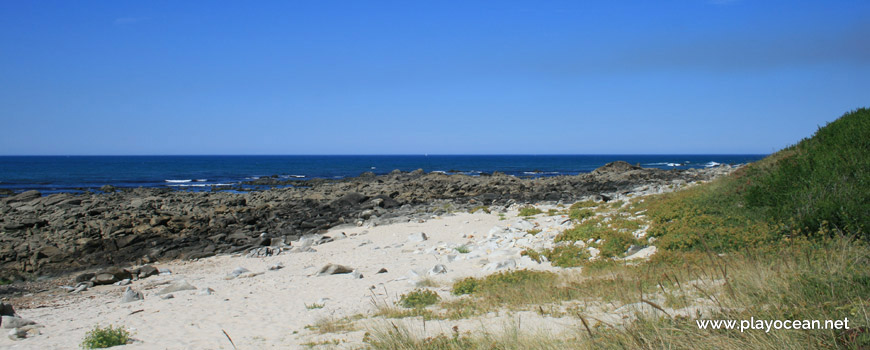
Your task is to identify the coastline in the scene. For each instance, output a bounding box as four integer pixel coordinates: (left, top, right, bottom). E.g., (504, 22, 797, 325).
(0, 164, 732, 349)
(0, 162, 738, 280)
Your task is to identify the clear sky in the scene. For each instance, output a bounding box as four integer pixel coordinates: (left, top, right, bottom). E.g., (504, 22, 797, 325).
(1, 1, 868, 155)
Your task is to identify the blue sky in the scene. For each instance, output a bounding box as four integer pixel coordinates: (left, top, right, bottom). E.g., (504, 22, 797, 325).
(1, 1, 868, 155)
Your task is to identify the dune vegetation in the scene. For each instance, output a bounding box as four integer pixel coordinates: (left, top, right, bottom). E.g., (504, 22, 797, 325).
(363, 109, 870, 349)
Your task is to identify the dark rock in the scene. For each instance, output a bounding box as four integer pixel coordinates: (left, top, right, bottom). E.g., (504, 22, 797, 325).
(3, 191, 41, 204)
(332, 192, 369, 207)
(592, 161, 642, 174)
(74, 272, 95, 283)
(99, 185, 116, 193)
(0, 303, 16, 317)
(138, 265, 159, 279)
(318, 264, 354, 275)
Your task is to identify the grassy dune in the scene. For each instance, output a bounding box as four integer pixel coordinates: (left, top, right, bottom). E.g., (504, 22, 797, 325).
(363, 109, 870, 349)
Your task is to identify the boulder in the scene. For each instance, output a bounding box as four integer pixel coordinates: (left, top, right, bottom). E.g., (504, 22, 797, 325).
(138, 265, 159, 279)
(93, 273, 118, 285)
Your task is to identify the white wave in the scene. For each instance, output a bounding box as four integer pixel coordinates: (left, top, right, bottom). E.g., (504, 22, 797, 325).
(165, 179, 192, 183)
(705, 161, 722, 167)
(644, 162, 670, 166)
(167, 183, 233, 187)
(194, 179, 207, 182)
(666, 163, 682, 167)
(431, 170, 447, 174)
(289, 175, 305, 178)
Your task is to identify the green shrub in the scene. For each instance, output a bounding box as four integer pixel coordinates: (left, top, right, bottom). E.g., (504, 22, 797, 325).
(399, 289, 440, 308)
(469, 205, 491, 214)
(81, 325, 131, 349)
(554, 220, 608, 242)
(454, 245, 470, 254)
(544, 245, 589, 267)
(518, 206, 543, 217)
(568, 208, 594, 221)
(451, 277, 479, 295)
(570, 200, 598, 210)
(520, 249, 544, 263)
(598, 231, 639, 258)
(526, 229, 542, 236)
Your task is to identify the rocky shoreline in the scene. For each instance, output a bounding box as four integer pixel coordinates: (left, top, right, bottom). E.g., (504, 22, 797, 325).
(0, 161, 737, 282)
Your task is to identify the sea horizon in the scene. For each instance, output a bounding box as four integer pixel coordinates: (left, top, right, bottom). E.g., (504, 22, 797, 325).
(0, 154, 765, 194)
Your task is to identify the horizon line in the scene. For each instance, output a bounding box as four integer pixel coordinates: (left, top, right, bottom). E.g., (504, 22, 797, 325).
(0, 153, 771, 157)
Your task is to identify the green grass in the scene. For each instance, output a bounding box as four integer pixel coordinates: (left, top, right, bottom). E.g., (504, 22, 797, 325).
(468, 205, 491, 214)
(517, 206, 543, 217)
(80, 325, 131, 349)
(454, 245, 470, 254)
(640, 108, 868, 250)
(597, 231, 639, 258)
(526, 228, 542, 236)
(305, 303, 325, 310)
(370, 238, 870, 349)
(362, 109, 870, 349)
(568, 208, 594, 221)
(304, 316, 356, 334)
(554, 219, 609, 242)
(543, 245, 589, 267)
(399, 289, 441, 308)
(745, 108, 869, 238)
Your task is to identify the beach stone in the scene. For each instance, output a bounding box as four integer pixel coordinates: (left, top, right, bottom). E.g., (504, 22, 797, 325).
(114, 279, 131, 286)
(407, 232, 428, 242)
(138, 265, 159, 279)
(160, 294, 175, 300)
(351, 270, 364, 279)
(1, 316, 35, 329)
(268, 263, 284, 271)
(429, 264, 447, 275)
(318, 264, 354, 275)
(74, 272, 95, 283)
(93, 273, 118, 285)
(71, 284, 88, 293)
(226, 267, 250, 279)
(8, 327, 26, 340)
(157, 280, 197, 295)
(376, 268, 388, 274)
(624, 246, 657, 261)
(483, 259, 516, 272)
(121, 287, 143, 303)
(198, 287, 215, 296)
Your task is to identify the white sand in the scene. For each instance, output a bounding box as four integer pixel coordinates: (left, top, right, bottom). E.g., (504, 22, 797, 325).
(3, 210, 586, 349)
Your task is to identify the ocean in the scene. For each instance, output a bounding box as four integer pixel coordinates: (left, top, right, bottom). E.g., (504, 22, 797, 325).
(0, 155, 766, 194)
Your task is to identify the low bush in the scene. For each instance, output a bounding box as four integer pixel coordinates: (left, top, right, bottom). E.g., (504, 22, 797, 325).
(399, 289, 440, 308)
(518, 206, 543, 217)
(80, 325, 130, 349)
